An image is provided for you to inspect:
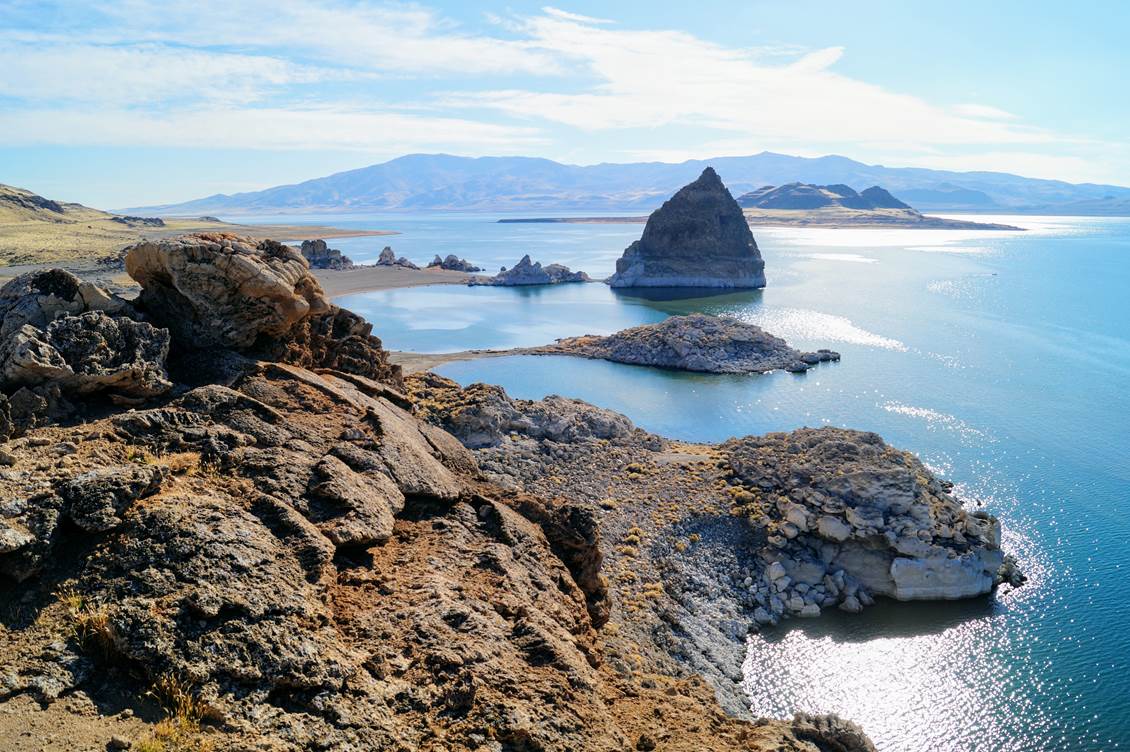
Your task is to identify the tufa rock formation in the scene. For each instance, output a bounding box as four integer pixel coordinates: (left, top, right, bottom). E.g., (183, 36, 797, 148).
(538, 313, 839, 374)
(125, 233, 401, 387)
(0, 269, 171, 440)
(299, 238, 355, 270)
(470, 254, 590, 286)
(608, 167, 766, 288)
(0, 233, 877, 751)
(376, 246, 420, 269)
(427, 253, 481, 272)
(407, 375, 1023, 715)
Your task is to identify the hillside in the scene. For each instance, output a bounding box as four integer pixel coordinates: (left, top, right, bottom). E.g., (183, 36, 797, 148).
(123, 152, 1130, 216)
(731, 182, 1021, 229)
(0, 183, 389, 266)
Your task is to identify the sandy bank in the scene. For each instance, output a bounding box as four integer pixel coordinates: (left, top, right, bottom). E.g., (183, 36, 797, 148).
(315, 265, 471, 297)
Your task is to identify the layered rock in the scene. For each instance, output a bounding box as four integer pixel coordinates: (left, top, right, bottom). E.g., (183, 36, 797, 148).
(124, 233, 401, 387)
(427, 253, 481, 272)
(539, 313, 839, 373)
(376, 246, 420, 269)
(608, 167, 766, 288)
(722, 428, 1024, 622)
(470, 254, 590, 286)
(299, 238, 354, 269)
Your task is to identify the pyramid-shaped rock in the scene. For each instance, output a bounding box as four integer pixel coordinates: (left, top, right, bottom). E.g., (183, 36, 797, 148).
(608, 167, 766, 288)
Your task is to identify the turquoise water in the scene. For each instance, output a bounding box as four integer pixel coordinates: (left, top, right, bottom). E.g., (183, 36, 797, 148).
(275, 212, 1128, 750)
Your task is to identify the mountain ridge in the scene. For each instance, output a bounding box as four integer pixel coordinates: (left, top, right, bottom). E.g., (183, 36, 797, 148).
(121, 152, 1130, 216)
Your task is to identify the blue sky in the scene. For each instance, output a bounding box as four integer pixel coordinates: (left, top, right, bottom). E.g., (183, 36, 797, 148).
(2, 0, 1127, 208)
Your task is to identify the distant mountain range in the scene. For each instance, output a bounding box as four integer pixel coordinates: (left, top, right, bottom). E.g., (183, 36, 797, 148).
(123, 152, 1130, 216)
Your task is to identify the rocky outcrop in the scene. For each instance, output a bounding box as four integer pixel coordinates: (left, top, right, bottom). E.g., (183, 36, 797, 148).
(299, 238, 354, 270)
(539, 313, 839, 373)
(124, 233, 401, 387)
(0, 270, 172, 439)
(376, 246, 419, 269)
(0, 234, 875, 752)
(608, 167, 766, 288)
(408, 371, 642, 450)
(427, 253, 481, 272)
(722, 428, 1025, 623)
(470, 254, 590, 286)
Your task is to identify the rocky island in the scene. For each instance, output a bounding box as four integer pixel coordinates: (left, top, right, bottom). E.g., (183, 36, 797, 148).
(535, 313, 839, 373)
(736, 183, 1024, 230)
(470, 254, 590, 286)
(607, 167, 766, 288)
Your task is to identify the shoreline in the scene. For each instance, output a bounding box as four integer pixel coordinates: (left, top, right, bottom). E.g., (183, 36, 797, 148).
(315, 265, 471, 297)
(497, 213, 1024, 230)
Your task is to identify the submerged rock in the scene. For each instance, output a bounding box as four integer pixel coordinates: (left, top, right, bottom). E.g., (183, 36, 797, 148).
(470, 254, 591, 286)
(608, 167, 766, 288)
(540, 313, 838, 373)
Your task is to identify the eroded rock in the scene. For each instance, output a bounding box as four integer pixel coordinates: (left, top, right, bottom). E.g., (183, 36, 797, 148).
(608, 167, 766, 288)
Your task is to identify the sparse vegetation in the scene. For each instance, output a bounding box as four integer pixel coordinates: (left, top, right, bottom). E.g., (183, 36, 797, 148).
(57, 586, 115, 660)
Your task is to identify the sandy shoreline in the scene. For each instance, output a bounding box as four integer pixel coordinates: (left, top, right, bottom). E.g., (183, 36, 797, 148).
(314, 265, 471, 297)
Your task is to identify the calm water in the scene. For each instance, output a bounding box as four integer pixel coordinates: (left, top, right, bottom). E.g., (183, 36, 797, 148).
(254, 211, 1129, 750)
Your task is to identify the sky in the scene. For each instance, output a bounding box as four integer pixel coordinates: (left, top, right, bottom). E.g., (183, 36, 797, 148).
(2, 0, 1128, 208)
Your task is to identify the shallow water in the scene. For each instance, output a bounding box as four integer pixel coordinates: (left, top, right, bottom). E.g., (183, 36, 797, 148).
(250, 211, 1130, 750)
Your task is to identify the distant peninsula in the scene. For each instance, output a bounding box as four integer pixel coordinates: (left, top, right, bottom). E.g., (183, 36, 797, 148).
(497, 182, 1024, 231)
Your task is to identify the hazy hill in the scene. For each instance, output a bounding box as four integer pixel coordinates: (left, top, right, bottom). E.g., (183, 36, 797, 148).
(0, 184, 386, 266)
(124, 152, 1130, 216)
(737, 183, 911, 211)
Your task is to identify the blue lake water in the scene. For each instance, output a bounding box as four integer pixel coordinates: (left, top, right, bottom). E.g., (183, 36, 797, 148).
(244, 211, 1130, 751)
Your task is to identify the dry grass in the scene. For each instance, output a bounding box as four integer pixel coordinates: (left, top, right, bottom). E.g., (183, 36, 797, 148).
(56, 586, 115, 660)
(135, 675, 215, 752)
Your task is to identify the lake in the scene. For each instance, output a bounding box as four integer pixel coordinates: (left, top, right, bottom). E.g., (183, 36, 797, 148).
(251, 211, 1130, 751)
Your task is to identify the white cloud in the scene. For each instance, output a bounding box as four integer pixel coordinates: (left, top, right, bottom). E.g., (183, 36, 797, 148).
(451, 11, 1059, 151)
(0, 43, 352, 104)
(0, 2, 1124, 186)
(0, 106, 545, 152)
(73, 0, 561, 76)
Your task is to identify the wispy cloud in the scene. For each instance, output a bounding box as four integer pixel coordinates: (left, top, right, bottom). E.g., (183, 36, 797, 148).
(450, 11, 1058, 151)
(0, 1, 1121, 184)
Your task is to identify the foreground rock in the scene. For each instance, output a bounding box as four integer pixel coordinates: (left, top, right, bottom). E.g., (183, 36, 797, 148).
(538, 313, 839, 373)
(608, 167, 766, 288)
(470, 254, 591, 286)
(0, 234, 874, 752)
(428, 253, 481, 272)
(299, 238, 355, 269)
(376, 245, 420, 269)
(0, 269, 171, 439)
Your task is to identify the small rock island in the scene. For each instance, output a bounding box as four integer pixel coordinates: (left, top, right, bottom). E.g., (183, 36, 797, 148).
(607, 167, 766, 288)
(470, 254, 590, 286)
(538, 313, 838, 373)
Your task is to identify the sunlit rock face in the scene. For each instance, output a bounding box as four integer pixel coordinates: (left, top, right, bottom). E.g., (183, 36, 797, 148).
(608, 167, 766, 289)
(722, 427, 1022, 621)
